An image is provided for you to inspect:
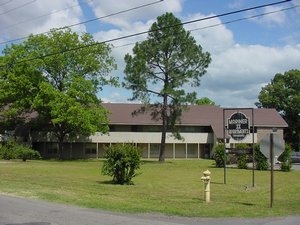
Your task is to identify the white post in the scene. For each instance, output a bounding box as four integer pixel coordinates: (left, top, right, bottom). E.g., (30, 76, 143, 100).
(201, 170, 211, 202)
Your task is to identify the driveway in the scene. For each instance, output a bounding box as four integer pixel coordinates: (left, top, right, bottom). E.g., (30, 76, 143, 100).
(0, 195, 299, 225)
(292, 163, 300, 171)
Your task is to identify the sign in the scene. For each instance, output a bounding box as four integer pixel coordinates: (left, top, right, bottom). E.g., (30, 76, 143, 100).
(260, 132, 285, 208)
(227, 112, 249, 141)
(260, 133, 285, 161)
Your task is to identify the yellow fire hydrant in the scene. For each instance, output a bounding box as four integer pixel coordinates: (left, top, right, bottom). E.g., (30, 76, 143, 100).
(201, 169, 211, 202)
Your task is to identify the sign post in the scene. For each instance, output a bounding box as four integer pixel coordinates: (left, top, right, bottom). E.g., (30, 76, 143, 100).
(260, 132, 285, 207)
(270, 133, 274, 208)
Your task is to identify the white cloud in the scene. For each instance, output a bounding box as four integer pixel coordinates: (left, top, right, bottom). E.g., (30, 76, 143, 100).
(0, 0, 85, 43)
(87, 0, 182, 29)
(183, 13, 234, 53)
(253, 5, 287, 26)
(100, 88, 130, 103)
(228, 0, 245, 9)
(199, 44, 300, 107)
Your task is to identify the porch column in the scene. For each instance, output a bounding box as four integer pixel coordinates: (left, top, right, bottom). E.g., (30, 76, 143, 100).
(96, 143, 99, 159)
(185, 143, 188, 159)
(173, 143, 175, 159)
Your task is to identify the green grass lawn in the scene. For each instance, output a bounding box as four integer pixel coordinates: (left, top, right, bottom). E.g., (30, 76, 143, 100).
(0, 159, 299, 217)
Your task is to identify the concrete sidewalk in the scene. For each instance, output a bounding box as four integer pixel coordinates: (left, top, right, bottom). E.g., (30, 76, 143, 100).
(0, 195, 299, 225)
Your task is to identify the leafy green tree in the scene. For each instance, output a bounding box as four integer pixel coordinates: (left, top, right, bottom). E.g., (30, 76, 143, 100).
(33, 79, 110, 158)
(0, 43, 43, 134)
(256, 69, 300, 151)
(195, 97, 216, 105)
(102, 143, 142, 185)
(123, 12, 211, 162)
(0, 28, 117, 158)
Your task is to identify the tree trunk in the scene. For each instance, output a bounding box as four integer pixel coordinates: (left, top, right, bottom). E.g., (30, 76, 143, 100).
(58, 134, 65, 160)
(159, 121, 166, 162)
(159, 94, 168, 162)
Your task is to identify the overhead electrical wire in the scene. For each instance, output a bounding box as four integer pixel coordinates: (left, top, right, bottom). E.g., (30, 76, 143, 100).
(0, 0, 13, 7)
(0, 0, 36, 16)
(0, 0, 164, 45)
(189, 4, 300, 33)
(113, 4, 300, 49)
(1, 0, 94, 31)
(0, 0, 294, 67)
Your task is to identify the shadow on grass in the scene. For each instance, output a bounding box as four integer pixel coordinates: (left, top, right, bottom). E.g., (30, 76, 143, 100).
(210, 181, 224, 185)
(141, 160, 174, 164)
(233, 201, 255, 206)
(96, 180, 114, 185)
(96, 180, 136, 186)
(41, 158, 102, 162)
(207, 165, 218, 169)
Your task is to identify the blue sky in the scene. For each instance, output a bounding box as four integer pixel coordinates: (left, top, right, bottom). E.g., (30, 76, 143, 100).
(1, 0, 300, 107)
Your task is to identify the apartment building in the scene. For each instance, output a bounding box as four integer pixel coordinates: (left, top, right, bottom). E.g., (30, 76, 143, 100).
(32, 103, 288, 159)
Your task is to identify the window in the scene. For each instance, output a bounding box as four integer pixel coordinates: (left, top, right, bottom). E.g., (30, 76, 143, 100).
(47, 148, 58, 154)
(85, 143, 97, 154)
(178, 126, 212, 133)
(47, 143, 58, 154)
(109, 124, 213, 133)
(150, 144, 160, 157)
(85, 148, 96, 154)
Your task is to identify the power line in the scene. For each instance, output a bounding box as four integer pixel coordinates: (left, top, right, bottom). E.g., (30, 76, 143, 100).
(1, 0, 94, 32)
(190, 5, 300, 33)
(113, 4, 299, 49)
(71, 0, 294, 48)
(0, 0, 36, 16)
(1, 0, 293, 67)
(180, 0, 292, 27)
(0, 0, 13, 7)
(0, 0, 164, 45)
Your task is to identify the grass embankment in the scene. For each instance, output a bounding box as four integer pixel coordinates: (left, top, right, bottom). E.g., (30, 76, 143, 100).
(0, 159, 299, 217)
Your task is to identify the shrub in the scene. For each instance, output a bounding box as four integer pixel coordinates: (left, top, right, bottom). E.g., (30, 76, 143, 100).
(213, 144, 227, 168)
(102, 143, 142, 185)
(0, 140, 41, 161)
(0, 144, 16, 160)
(15, 145, 41, 161)
(237, 154, 248, 169)
(235, 143, 249, 150)
(254, 144, 268, 170)
(279, 144, 292, 172)
(235, 143, 250, 169)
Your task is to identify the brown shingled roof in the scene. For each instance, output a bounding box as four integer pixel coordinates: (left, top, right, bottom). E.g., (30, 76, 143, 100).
(102, 103, 288, 139)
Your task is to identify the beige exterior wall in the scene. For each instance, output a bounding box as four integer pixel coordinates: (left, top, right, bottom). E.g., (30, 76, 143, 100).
(257, 128, 284, 143)
(87, 131, 214, 144)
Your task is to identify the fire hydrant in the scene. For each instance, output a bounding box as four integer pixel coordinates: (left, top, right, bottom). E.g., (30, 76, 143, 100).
(201, 169, 211, 202)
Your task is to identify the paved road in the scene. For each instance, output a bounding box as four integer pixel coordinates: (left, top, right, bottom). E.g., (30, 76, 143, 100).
(0, 195, 299, 225)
